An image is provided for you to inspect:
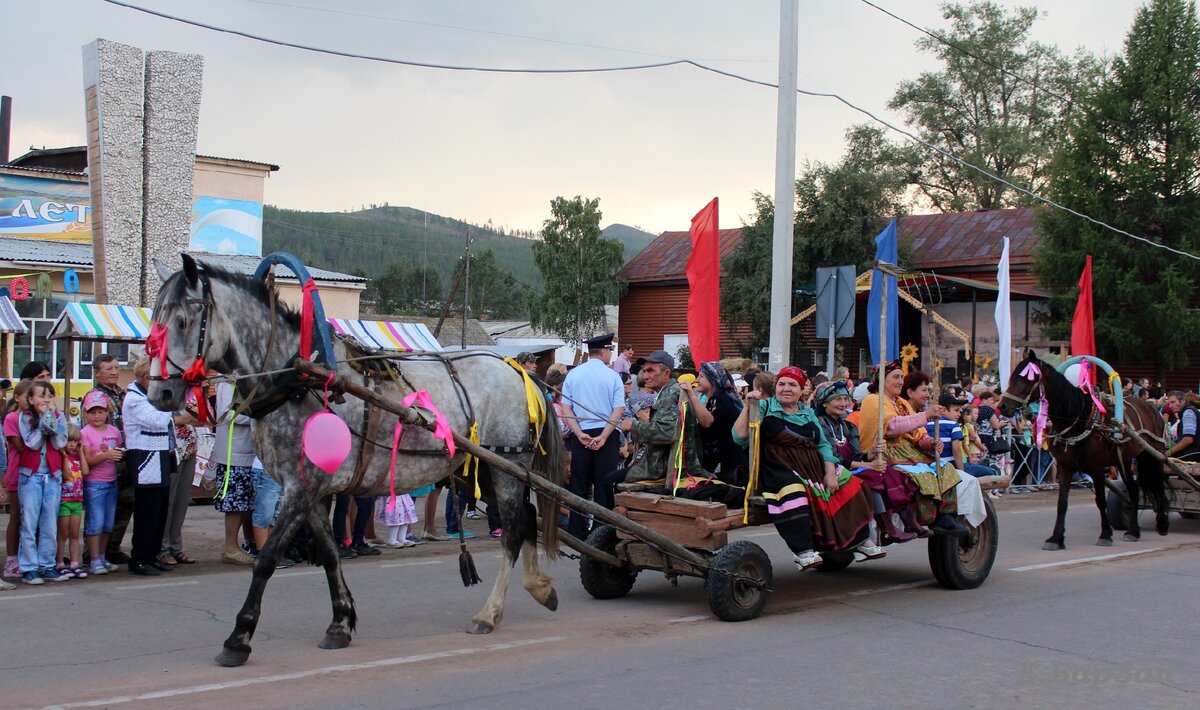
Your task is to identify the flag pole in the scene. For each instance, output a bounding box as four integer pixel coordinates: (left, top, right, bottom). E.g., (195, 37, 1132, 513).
(767, 0, 798, 371)
(876, 267, 887, 464)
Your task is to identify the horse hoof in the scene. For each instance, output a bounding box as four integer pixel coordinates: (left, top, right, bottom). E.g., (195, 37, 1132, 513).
(1042, 542, 1064, 551)
(1156, 516, 1169, 536)
(1096, 538, 1113, 547)
(1122, 532, 1140, 542)
(215, 647, 250, 667)
(467, 621, 494, 635)
(541, 588, 559, 612)
(318, 633, 351, 650)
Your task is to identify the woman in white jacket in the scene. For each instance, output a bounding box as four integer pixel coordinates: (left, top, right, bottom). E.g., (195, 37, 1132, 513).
(123, 357, 195, 576)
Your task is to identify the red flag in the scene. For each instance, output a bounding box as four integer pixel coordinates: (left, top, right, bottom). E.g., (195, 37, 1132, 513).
(686, 198, 720, 364)
(1071, 255, 1095, 357)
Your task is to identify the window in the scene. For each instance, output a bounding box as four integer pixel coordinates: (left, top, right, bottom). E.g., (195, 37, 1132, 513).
(10, 294, 133, 381)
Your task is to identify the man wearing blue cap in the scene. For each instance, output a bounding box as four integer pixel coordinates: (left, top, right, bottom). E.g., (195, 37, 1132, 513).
(560, 333, 624, 539)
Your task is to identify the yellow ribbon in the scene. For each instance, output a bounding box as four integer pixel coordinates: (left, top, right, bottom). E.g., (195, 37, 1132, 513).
(461, 421, 483, 499)
(743, 419, 761, 524)
(671, 400, 688, 495)
(219, 384, 236, 499)
(503, 357, 548, 454)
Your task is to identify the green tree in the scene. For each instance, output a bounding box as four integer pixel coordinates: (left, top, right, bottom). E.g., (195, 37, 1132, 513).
(888, 1, 1099, 211)
(467, 249, 532, 320)
(1033, 0, 1200, 375)
(723, 127, 909, 352)
(529, 196, 625, 346)
(363, 259, 444, 315)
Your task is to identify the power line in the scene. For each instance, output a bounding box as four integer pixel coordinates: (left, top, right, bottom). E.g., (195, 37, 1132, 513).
(858, 0, 1080, 109)
(104, 0, 1200, 263)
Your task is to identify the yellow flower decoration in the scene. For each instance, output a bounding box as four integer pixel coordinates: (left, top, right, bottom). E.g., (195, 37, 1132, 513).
(901, 343, 919, 360)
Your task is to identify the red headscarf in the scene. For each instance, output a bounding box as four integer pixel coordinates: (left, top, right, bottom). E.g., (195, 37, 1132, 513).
(777, 366, 807, 388)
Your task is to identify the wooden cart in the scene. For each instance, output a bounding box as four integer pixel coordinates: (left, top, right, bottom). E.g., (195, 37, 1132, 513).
(576, 479, 1002, 623)
(1106, 461, 1200, 529)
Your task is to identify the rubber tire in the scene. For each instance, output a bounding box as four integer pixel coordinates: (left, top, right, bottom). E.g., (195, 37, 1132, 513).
(1106, 483, 1132, 531)
(814, 550, 854, 572)
(706, 541, 773, 622)
(579, 525, 638, 600)
(928, 495, 998, 590)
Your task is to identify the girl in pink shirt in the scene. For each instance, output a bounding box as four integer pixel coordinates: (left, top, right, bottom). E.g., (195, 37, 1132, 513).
(81, 392, 124, 575)
(3, 381, 32, 579)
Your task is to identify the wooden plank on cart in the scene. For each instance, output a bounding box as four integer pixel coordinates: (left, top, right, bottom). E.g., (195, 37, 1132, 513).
(616, 519, 728, 550)
(614, 492, 728, 520)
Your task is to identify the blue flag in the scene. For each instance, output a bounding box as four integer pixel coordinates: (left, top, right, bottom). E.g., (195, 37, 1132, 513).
(867, 219, 898, 363)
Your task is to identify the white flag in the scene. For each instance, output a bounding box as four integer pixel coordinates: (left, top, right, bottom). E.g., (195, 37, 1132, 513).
(995, 236, 1012, 390)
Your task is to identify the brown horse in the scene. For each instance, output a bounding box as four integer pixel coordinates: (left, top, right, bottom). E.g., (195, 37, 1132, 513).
(998, 351, 1169, 550)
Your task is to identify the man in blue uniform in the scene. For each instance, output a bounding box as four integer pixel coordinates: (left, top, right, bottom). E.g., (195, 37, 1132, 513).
(560, 333, 625, 539)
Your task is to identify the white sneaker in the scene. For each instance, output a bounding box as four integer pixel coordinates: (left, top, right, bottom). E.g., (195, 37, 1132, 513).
(853, 539, 887, 562)
(793, 550, 823, 571)
(0, 577, 15, 591)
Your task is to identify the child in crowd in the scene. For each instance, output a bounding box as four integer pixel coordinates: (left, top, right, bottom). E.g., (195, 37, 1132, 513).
(17, 381, 70, 584)
(81, 390, 124, 575)
(961, 404, 986, 462)
(3, 381, 33, 580)
(56, 425, 87, 579)
(376, 493, 418, 548)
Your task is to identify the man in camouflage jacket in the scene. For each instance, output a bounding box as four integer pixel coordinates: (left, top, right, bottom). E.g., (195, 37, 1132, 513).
(620, 350, 705, 485)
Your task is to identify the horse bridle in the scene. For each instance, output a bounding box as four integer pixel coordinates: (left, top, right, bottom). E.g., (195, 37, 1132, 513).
(146, 268, 213, 385)
(999, 377, 1041, 412)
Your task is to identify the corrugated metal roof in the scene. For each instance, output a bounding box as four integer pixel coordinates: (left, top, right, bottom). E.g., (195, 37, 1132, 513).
(902, 207, 1041, 271)
(0, 164, 86, 177)
(618, 228, 746, 283)
(0, 237, 365, 283)
(0, 236, 93, 265)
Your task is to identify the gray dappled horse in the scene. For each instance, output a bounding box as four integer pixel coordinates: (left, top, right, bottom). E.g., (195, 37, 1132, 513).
(998, 351, 1169, 550)
(149, 255, 564, 667)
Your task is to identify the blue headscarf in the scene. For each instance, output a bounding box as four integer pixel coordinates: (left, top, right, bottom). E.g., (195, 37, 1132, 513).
(700, 361, 742, 412)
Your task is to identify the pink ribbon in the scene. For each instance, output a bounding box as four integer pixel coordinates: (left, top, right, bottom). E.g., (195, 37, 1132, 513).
(386, 391, 455, 513)
(1077, 361, 1107, 416)
(1017, 362, 1049, 446)
(1019, 361, 1041, 381)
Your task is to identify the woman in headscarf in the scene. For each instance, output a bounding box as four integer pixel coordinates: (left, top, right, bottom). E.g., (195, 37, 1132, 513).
(690, 362, 746, 485)
(858, 363, 966, 537)
(733, 367, 882, 571)
(813, 380, 916, 544)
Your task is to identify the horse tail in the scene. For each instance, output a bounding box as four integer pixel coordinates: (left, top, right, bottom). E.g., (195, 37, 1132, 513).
(532, 415, 564, 560)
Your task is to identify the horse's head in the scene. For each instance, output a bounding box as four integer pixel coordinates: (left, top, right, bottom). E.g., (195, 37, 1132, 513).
(998, 349, 1043, 417)
(147, 254, 226, 412)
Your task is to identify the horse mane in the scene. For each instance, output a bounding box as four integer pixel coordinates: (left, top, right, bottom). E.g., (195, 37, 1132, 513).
(163, 259, 303, 329)
(1034, 355, 1092, 424)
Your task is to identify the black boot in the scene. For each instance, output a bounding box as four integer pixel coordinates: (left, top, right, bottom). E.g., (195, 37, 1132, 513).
(929, 513, 968, 537)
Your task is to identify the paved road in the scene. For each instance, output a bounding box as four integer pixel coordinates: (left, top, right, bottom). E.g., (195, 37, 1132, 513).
(3, 488, 1196, 709)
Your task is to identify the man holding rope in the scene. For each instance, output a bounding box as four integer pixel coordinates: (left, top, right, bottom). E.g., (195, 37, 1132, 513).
(559, 333, 625, 540)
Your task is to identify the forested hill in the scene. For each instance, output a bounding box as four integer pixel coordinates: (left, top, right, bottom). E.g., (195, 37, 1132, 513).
(261, 205, 656, 291)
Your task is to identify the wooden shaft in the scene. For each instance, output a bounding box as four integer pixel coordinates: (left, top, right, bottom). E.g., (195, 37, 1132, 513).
(294, 359, 712, 571)
(1121, 424, 1200, 491)
(558, 529, 623, 568)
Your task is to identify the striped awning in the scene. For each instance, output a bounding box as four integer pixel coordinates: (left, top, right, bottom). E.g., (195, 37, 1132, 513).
(49, 302, 154, 342)
(0, 296, 28, 334)
(327, 318, 443, 352)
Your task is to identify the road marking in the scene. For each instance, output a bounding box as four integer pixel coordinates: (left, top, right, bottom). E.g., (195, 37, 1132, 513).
(845, 580, 933, 596)
(45, 635, 567, 708)
(116, 580, 200, 591)
(1008, 509, 1052, 515)
(0, 592, 63, 601)
(1009, 547, 1165, 572)
(743, 531, 779, 538)
(274, 569, 326, 578)
(379, 560, 444, 569)
(668, 614, 708, 624)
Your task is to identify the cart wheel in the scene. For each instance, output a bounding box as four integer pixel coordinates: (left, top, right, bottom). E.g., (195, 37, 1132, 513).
(706, 541, 773, 622)
(815, 550, 854, 572)
(1106, 483, 1131, 531)
(1180, 512, 1199, 520)
(928, 495, 998, 590)
(579, 525, 638, 599)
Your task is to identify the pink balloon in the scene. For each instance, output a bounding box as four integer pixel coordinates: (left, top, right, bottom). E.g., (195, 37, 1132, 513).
(303, 412, 351, 474)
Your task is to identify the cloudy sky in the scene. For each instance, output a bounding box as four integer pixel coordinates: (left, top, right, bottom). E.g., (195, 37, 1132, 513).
(3, 0, 1147, 235)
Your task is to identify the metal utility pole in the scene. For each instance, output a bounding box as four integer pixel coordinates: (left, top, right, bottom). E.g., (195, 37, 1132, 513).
(768, 0, 799, 370)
